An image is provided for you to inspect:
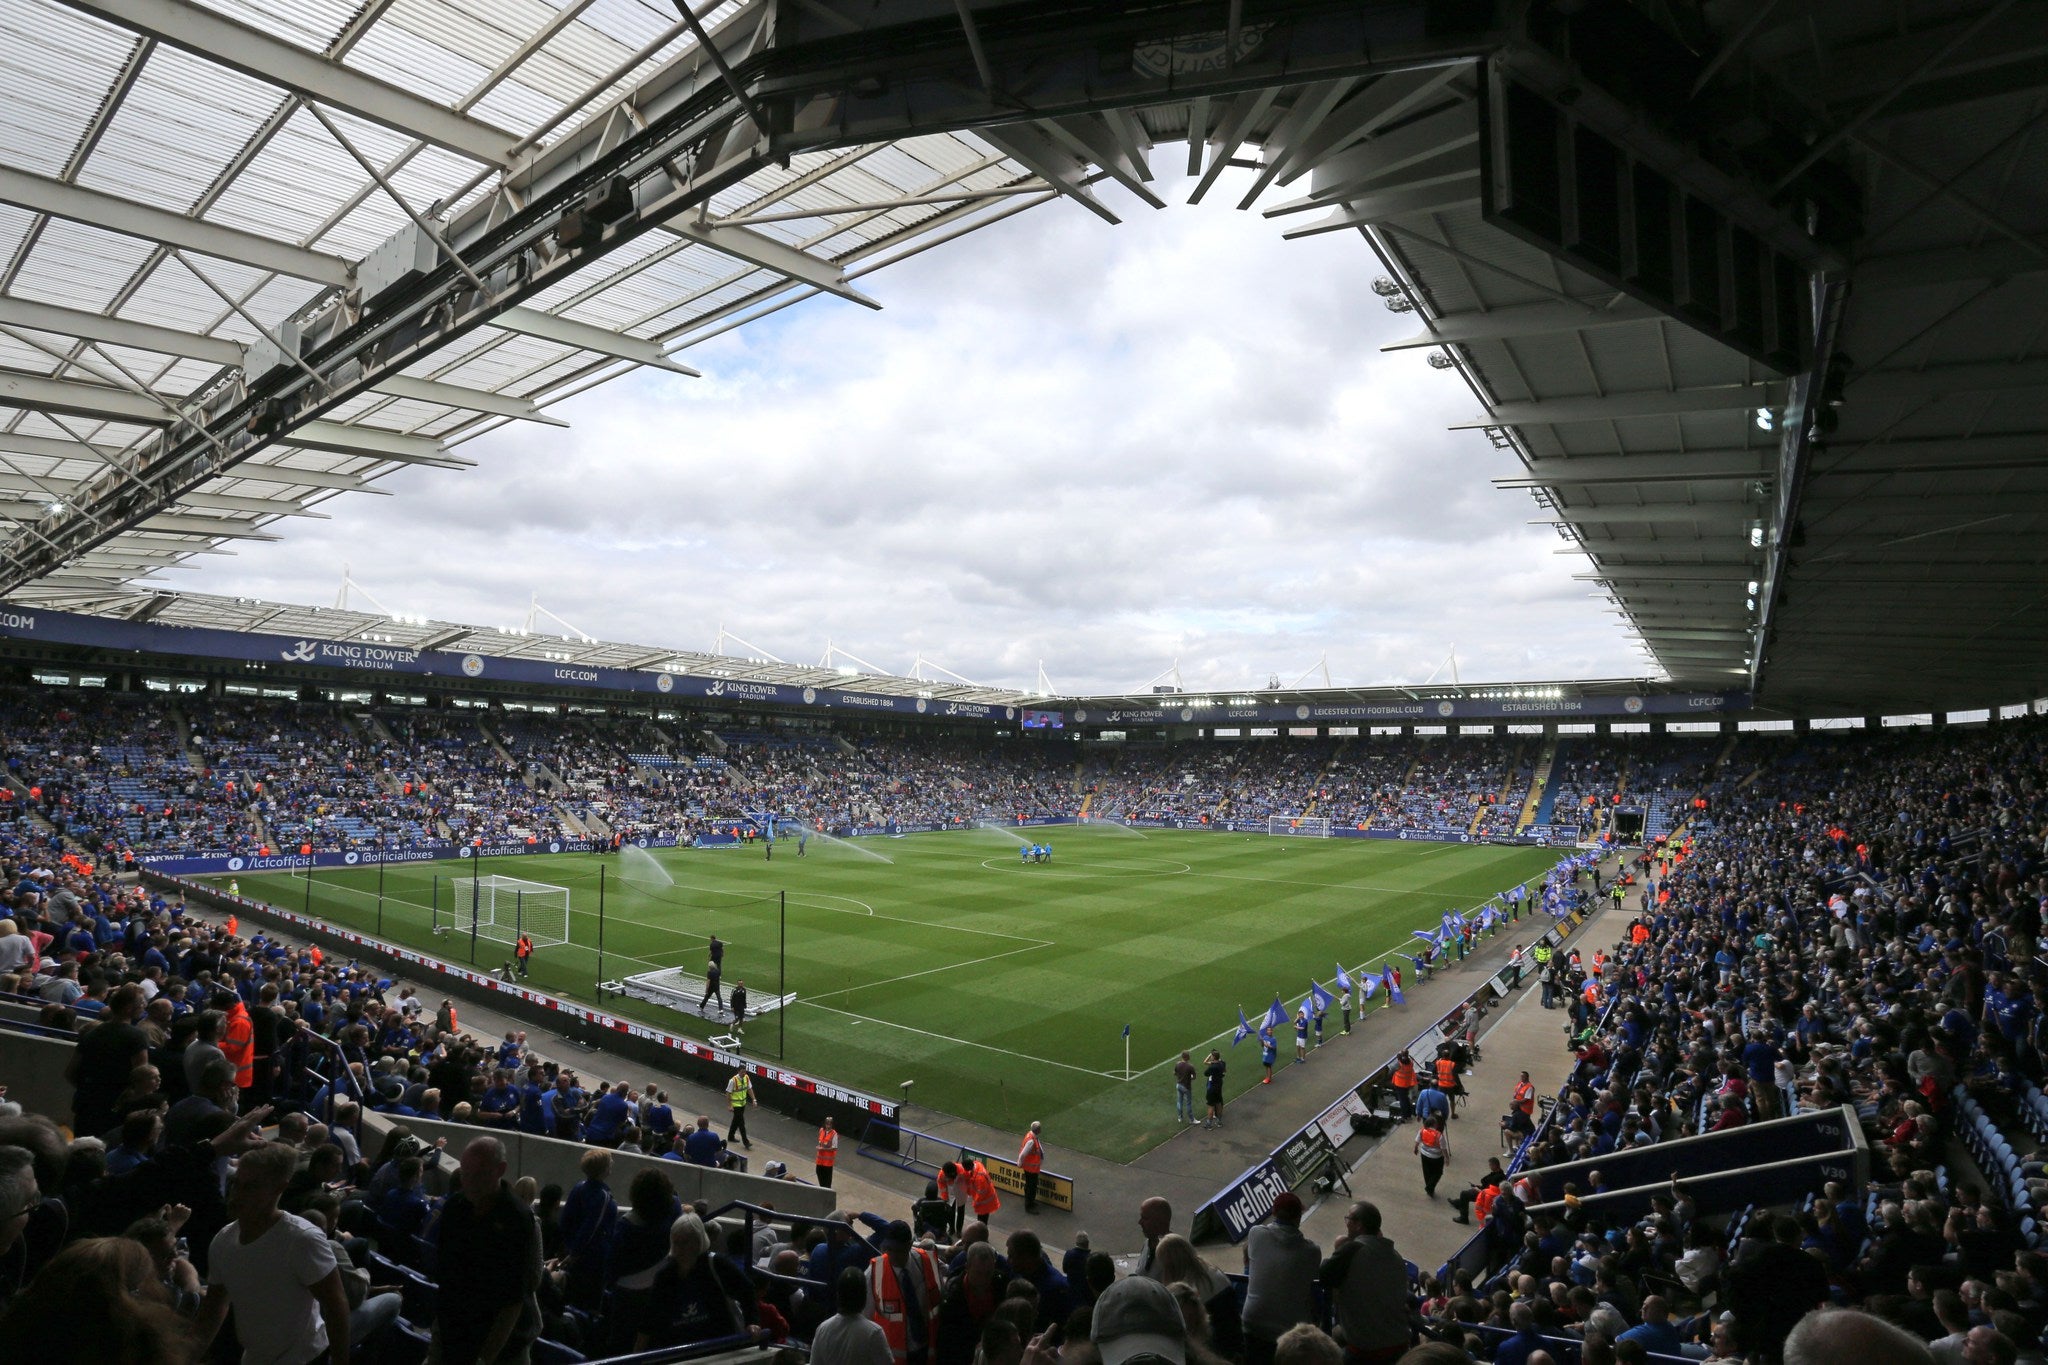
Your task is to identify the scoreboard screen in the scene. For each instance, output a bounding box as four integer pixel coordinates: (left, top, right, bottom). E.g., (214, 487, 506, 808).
(1021, 709, 1065, 729)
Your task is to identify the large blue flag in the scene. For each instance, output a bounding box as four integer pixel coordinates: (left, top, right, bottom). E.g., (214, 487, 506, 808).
(1361, 972, 1379, 1000)
(1383, 964, 1404, 1005)
(1310, 979, 1335, 1012)
(1233, 1008, 1254, 1047)
(1264, 995, 1288, 1031)
(1334, 962, 1353, 992)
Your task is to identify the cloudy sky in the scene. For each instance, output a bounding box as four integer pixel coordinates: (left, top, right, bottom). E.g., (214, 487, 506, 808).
(179, 166, 1647, 696)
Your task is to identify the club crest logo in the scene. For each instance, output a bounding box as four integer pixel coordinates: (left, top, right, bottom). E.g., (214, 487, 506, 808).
(1437, 701, 1455, 718)
(802, 687, 816, 704)
(656, 673, 673, 693)
(460, 655, 484, 677)
(1623, 695, 1645, 714)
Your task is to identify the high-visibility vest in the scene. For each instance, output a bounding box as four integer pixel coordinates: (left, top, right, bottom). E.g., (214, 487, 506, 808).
(865, 1249, 941, 1365)
(1435, 1057, 1457, 1089)
(1418, 1127, 1446, 1160)
(816, 1127, 838, 1167)
(1018, 1132, 1043, 1173)
(1533, 945, 1552, 964)
(728, 1074, 750, 1109)
(964, 1161, 1001, 1215)
(1513, 1081, 1536, 1115)
(221, 1004, 255, 1088)
(1392, 1059, 1416, 1089)
(1474, 1185, 1499, 1222)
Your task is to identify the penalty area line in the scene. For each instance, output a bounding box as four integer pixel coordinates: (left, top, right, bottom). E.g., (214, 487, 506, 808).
(793, 1000, 1122, 1079)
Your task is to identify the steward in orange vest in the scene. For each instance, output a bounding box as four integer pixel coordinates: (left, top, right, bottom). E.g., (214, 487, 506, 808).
(866, 1224, 941, 1365)
(221, 998, 256, 1092)
(963, 1159, 1001, 1222)
(1018, 1123, 1045, 1213)
(815, 1117, 839, 1189)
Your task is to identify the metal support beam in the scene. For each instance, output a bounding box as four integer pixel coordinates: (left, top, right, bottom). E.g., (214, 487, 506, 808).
(174, 491, 324, 517)
(1278, 173, 1481, 238)
(0, 296, 245, 367)
(977, 124, 1122, 224)
(286, 421, 469, 467)
(1497, 450, 1773, 488)
(0, 368, 177, 424)
(673, 219, 881, 307)
(1853, 234, 2048, 290)
(61, 0, 519, 166)
(0, 431, 129, 466)
(226, 464, 382, 493)
(1540, 503, 1760, 527)
(493, 309, 702, 376)
(0, 165, 352, 286)
(372, 375, 570, 426)
(136, 513, 281, 539)
(1850, 359, 2048, 399)
(1456, 384, 1788, 428)
(1382, 296, 1658, 350)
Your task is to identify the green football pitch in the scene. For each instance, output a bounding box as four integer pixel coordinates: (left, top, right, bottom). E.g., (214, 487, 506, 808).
(207, 828, 1556, 1162)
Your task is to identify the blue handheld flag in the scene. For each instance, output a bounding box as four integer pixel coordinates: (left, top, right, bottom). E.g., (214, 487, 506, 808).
(1334, 962, 1353, 992)
(1264, 995, 1288, 1031)
(1310, 979, 1335, 1012)
(1233, 1008, 1253, 1047)
(1383, 964, 1404, 1005)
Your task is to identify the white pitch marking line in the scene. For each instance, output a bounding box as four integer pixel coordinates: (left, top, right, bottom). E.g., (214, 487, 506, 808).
(803, 940, 1055, 1003)
(794, 1000, 1121, 1078)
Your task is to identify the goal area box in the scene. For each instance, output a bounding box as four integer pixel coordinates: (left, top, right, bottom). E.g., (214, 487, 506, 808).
(1267, 815, 1332, 837)
(618, 966, 796, 1024)
(434, 874, 570, 949)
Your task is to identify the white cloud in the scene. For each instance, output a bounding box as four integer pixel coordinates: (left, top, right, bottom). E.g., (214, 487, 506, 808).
(182, 167, 1645, 694)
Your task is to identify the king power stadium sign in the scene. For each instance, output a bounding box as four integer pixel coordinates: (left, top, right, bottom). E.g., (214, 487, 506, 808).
(0, 604, 1748, 721)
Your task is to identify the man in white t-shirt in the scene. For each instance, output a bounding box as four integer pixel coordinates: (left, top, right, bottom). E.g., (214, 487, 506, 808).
(199, 1139, 352, 1365)
(811, 1265, 893, 1365)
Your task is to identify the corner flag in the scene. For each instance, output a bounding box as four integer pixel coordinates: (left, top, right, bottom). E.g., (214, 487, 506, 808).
(1122, 1023, 1131, 1038)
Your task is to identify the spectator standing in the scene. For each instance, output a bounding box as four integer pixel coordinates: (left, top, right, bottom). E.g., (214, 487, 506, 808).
(66, 983, 149, 1138)
(198, 1141, 351, 1365)
(558, 1148, 617, 1311)
(1204, 1051, 1226, 1128)
(1174, 1051, 1196, 1124)
(432, 1136, 543, 1365)
(1318, 1202, 1411, 1364)
(814, 1265, 893, 1365)
(1242, 1191, 1322, 1365)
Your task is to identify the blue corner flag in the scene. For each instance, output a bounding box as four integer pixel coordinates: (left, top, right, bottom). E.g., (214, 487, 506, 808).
(1310, 979, 1335, 1012)
(1335, 962, 1353, 992)
(1264, 995, 1288, 1031)
(1122, 1022, 1131, 1038)
(1233, 1008, 1254, 1047)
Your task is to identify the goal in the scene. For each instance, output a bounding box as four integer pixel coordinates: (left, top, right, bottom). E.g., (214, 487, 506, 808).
(436, 875, 571, 948)
(1267, 815, 1332, 838)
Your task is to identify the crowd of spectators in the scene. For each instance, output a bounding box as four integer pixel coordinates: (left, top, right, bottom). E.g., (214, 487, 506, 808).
(3, 716, 2048, 1365)
(5, 685, 1743, 863)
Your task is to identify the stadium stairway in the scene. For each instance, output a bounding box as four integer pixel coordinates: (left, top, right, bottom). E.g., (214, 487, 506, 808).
(1292, 856, 1638, 1272)
(1513, 737, 1559, 834)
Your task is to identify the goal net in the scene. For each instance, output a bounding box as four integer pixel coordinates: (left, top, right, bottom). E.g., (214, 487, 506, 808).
(1267, 815, 1332, 838)
(437, 875, 570, 948)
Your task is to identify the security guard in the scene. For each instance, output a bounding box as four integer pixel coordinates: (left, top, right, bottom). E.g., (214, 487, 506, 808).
(816, 1116, 838, 1188)
(724, 1066, 753, 1149)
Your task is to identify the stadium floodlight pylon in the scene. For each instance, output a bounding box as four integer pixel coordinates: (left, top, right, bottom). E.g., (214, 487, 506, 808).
(437, 874, 570, 948)
(1267, 815, 1332, 838)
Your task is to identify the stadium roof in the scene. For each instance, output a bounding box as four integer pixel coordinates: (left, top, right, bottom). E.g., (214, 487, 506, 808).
(0, 1, 2042, 718)
(0, 0, 1053, 600)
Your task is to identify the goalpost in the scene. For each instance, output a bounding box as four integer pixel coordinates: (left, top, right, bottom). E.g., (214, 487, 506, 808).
(1266, 815, 1332, 838)
(435, 874, 571, 949)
